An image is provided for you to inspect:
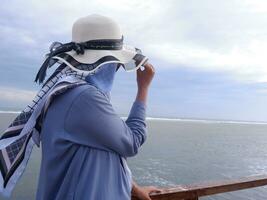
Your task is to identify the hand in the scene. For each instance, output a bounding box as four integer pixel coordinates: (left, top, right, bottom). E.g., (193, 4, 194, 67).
(137, 62, 155, 91)
(135, 62, 155, 103)
(134, 185, 162, 200)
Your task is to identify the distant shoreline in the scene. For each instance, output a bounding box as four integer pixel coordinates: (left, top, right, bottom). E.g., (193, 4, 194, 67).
(145, 117, 267, 125)
(123, 116, 267, 125)
(0, 110, 21, 114)
(1, 110, 267, 125)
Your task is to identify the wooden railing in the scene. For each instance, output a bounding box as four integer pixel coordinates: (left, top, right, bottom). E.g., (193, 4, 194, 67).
(132, 175, 267, 200)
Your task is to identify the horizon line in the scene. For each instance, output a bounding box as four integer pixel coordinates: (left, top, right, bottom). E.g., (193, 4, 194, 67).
(1, 111, 267, 125)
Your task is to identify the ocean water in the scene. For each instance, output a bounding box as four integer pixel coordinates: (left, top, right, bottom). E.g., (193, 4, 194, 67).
(1, 113, 267, 199)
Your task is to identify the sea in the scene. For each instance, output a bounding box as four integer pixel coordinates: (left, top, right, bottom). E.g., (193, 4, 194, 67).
(1, 112, 267, 200)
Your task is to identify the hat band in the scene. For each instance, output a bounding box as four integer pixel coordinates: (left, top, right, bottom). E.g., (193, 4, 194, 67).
(34, 36, 124, 84)
(51, 36, 124, 56)
(78, 37, 124, 50)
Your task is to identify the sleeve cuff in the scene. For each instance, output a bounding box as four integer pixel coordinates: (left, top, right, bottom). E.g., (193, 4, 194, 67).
(133, 100, 146, 109)
(128, 100, 146, 120)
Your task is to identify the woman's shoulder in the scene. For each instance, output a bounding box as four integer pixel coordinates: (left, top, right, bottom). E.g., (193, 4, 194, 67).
(71, 83, 110, 107)
(64, 83, 112, 129)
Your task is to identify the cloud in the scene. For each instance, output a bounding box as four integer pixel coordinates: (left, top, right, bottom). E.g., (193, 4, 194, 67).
(241, 0, 267, 13)
(1, 0, 267, 82)
(0, 86, 38, 111)
(148, 40, 267, 82)
(0, 87, 36, 103)
(1, 0, 267, 120)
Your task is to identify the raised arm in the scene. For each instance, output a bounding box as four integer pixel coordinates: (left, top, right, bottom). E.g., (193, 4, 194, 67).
(64, 62, 155, 157)
(134, 62, 155, 104)
(64, 87, 145, 157)
(129, 63, 162, 200)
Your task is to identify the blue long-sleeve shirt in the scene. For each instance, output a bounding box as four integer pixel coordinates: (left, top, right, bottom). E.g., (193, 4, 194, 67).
(35, 83, 147, 200)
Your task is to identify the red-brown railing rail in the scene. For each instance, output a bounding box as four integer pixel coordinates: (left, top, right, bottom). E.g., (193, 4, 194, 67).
(132, 175, 267, 200)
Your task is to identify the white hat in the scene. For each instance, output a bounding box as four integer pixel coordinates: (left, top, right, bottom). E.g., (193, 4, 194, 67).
(35, 14, 148, 84)
(54, 14, 148, 73)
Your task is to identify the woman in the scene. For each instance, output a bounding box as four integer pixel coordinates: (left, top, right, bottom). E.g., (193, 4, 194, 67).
(0, 14, 161, 200)
(36, 61, 158, 200)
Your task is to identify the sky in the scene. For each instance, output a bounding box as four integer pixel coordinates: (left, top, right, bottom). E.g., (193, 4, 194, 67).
(0, 0, 267, 121)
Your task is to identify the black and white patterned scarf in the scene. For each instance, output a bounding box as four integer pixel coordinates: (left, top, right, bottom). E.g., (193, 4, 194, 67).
(0, 63, 88, 197)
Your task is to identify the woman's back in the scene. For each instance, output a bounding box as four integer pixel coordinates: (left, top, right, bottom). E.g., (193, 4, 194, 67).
(36, 84, 133, 200)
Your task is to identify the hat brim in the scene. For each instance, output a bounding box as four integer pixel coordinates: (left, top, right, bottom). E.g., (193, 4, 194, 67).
(62, 44, 148, 72)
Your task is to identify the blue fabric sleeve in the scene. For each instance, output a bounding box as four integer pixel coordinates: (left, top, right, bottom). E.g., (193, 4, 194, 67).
(64, 86, 147, 157)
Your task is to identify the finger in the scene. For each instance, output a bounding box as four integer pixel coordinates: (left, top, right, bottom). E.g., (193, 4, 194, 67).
(146, 64, 155, 73)
(148, 187, 163, 194)
(149, 64, 155, 72)
(140, 65, 146, 71)
(152, 189, 163, 193)
(145, 195, 152, 200)
(144, 62, 151, 67)
(149, 189, 161, 194)
(137, 67, 142, 75)
(144, 63, 152, 69)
